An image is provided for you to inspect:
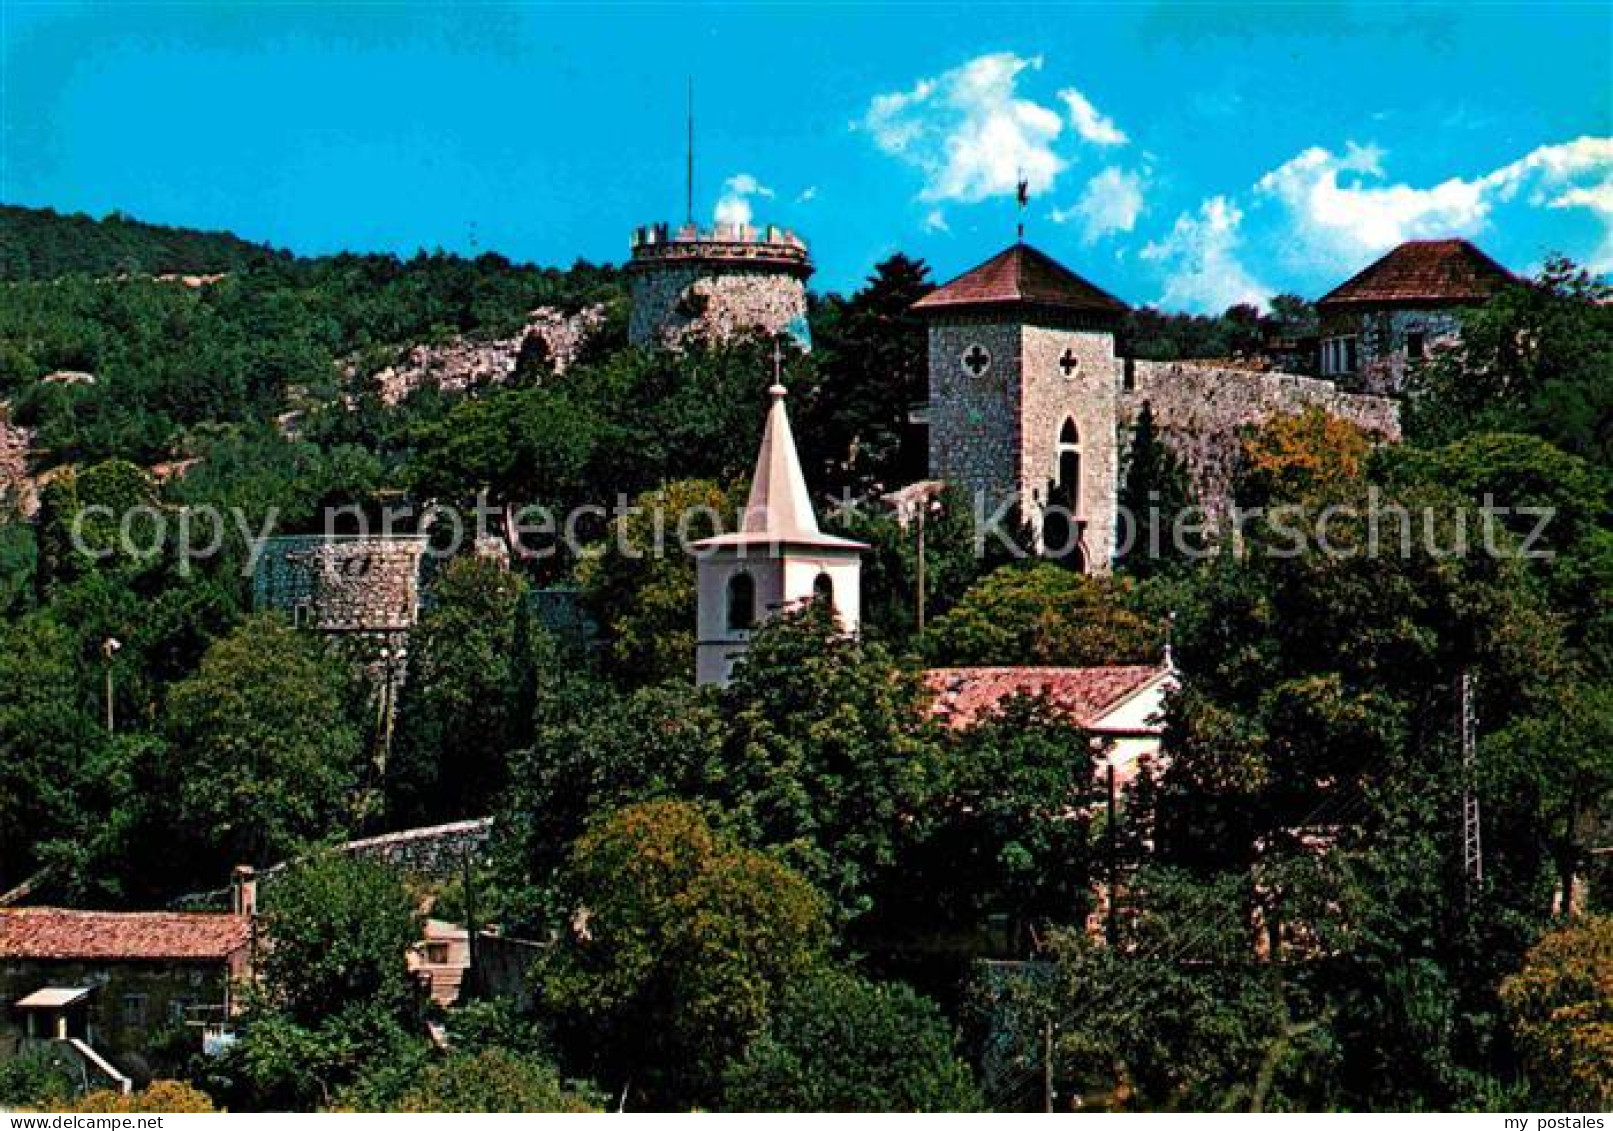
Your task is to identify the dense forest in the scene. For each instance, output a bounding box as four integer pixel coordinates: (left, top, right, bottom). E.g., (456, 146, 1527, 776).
(0, 204, 1608, 1112)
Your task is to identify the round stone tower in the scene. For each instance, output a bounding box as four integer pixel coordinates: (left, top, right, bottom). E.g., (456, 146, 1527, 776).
(626, 221, 813, 351)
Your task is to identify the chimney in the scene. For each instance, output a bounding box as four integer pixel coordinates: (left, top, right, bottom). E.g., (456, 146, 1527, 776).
(230, 865, 257, 918)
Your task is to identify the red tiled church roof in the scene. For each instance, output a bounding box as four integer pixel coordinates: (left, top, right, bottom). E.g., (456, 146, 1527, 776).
(924, 665, 1165, 731)
(911, 243, 1128, 319)
(1317, 239, 1515, 308)
(0, 908, 251, 962)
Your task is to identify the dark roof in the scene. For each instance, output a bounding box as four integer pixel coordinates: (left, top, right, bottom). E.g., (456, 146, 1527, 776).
(911, 243, 1128, 319)
(0, 909, 251, 962)
(1317, 239, 1515, 308)
(924, 665, 1166, 731)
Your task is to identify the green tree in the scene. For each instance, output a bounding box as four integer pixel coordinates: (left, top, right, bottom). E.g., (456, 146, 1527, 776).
(537, 800, 829, 1107)
(164, 615, 366, 866)
(390, 555, 532, 821)
(1117, 401, 1199, 578)
(395, 1050, 600, 1113)
(924, 563, 1164, 669)
(1406, 256, 1613, 463)
(723, 969, 982, 1112)
(1500, 915, 1613, 1108)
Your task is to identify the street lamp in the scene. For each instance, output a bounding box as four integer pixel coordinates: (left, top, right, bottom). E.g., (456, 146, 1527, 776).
(102, 637, 122, 733)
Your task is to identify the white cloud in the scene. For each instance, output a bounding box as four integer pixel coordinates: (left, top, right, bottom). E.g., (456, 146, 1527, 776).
(1141, 196, 1272, 312)
(1058, 88, 1128, 146)
(714, 173, 775, 226)
(922, 208, 950, 233)
(1052, 165, 1145, 243)
(1253, 136, 1613, 267)
(860, 52, 1068, 203)
(795, 185, 819, 204)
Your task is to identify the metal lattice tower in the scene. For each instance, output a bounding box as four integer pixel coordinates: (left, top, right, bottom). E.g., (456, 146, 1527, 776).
(1459, 670, 1483, 888)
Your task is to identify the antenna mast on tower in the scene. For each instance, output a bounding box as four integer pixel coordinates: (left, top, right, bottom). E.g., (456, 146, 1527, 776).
(686, 77, 695, 226)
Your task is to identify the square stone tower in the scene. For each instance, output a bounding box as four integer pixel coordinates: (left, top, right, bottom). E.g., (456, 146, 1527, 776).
(912, 243, 1128, 574)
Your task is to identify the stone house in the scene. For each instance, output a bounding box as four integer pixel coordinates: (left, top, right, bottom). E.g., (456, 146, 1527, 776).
(1315, 238, 1515, 394)
(914, 242, 1400, 572)
(0, 871, 256, 1086)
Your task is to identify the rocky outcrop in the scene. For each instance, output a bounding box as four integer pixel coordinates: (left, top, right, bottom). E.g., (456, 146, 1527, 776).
(351, 304, 608, 405)
(0, 407, 37, 517)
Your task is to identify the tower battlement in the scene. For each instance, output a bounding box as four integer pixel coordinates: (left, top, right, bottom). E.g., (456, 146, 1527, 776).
(628, 221, 813, 277)
(626, 220, 814, 350)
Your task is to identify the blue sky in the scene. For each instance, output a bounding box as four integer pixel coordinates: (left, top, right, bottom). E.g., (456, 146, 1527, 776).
(2, 2, 1609, 310)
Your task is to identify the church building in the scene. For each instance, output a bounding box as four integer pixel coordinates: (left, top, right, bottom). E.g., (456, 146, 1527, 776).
(692, 382, 866, 686)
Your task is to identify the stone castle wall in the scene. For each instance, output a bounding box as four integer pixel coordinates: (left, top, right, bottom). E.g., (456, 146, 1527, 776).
(0, 408, 35, 517)
(1121, 361, 1401, 514)
(628, 261, 809, 350)
(253, 535, 428, 632)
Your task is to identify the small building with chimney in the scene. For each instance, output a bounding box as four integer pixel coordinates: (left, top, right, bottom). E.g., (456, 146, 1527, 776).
(1316, 238, 1516, 394)
(0, 869, 257, 1088)
(692, 382, 866, 686)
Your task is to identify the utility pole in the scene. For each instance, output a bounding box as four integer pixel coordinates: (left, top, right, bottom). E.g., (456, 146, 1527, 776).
(686, 77, 695, 226)
(101, 637, 121, 733)
(1106, 761, 1119, 947)
(1042, 1018, 1055, 1113)
(915, 503, 927, 634)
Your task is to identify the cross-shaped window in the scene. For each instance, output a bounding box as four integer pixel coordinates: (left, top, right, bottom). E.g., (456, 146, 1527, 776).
(961, 343, 991, 377)
(1059, 348, 1081, 378)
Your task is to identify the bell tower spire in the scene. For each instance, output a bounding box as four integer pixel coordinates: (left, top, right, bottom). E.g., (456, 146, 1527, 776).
(691, 371, 867, 686)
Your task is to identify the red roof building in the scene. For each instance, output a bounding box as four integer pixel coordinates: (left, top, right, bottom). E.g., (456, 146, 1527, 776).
(911, 243, 1128, 325)
(0, 909, 252, 963)
(1314, 238, 1515, 394)
(924, 663, 1175, 789)
(1317, 239, 1515, 310)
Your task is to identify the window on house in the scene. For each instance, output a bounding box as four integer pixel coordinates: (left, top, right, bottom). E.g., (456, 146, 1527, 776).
(1343, 336, 1359, 374)
(1406, 330, 1426, 360)
(726, 572, 756, 631)
(121, 994, 148, 1029)
(424, 943, 450, 964)
(169, 997, 196, 1023)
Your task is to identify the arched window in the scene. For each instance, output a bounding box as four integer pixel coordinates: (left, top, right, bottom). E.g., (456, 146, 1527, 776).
(812, 571, 834, 607)
(1054, 419, 1081, 512)
(1044, 419, 1085, 568)
(726, 572, 756, 631)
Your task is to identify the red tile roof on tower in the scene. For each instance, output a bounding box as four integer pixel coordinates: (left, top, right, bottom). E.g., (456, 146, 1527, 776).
(1317, 239, 1515, 308)
(911, 243, 1128, 319)
(924, 665, 1166, 731)
(0, 908, 252, 962)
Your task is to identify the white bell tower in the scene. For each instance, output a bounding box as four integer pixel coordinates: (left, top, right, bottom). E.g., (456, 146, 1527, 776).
(692, 382, 866, 686)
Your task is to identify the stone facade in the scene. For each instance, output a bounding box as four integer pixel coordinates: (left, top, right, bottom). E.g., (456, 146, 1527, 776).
(1121, 361, 1402, 516)
(926, 315, 1123, 571)
(253, 535, 428, 633)
(927, 318, 1401, 572)
(627, 223, 812, 350)
(1317, 305, 1464, 394)
(349, 304, 608, 406)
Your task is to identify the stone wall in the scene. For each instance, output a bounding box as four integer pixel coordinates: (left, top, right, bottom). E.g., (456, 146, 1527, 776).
(326, 817, 494, 879)
(253, 535, 429, 632)
(1120, 361, 1401, 514)
(349, 304, 608, 406)
(627, 261, 809, 350)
